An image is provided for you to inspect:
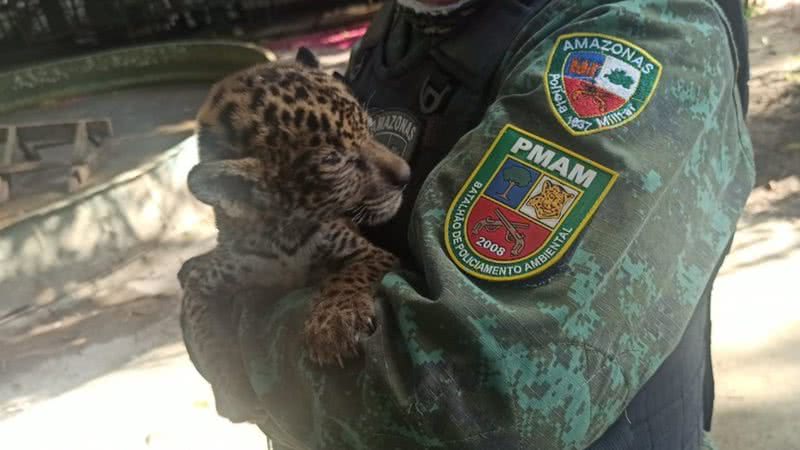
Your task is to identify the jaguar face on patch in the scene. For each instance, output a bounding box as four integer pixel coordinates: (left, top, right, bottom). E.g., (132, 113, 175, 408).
(525, 180, 576, 220)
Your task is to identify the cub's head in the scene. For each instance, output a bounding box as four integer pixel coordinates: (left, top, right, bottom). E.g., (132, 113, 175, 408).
(190, 54, 409, 225)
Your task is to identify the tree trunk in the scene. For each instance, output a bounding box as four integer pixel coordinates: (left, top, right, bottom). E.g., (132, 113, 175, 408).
(500, 182, 517, 200)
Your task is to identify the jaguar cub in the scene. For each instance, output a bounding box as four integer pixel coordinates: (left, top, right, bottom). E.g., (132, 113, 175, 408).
(178, 51, 409, 421)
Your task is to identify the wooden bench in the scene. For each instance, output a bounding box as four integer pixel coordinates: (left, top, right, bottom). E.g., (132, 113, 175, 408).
(0, 119, 112, 203)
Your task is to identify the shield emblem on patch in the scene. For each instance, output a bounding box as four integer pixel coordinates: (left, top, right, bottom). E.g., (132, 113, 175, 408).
(444, 125, 618, 281)
(563, 51, 641, 118)
(545, 33, 661, 135)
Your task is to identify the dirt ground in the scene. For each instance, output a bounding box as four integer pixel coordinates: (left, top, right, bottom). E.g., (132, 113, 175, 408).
(1, 7, 799, 450)
(708, 6, 800, 449)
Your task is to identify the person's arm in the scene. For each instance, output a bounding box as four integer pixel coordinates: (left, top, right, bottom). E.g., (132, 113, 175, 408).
(234, 2, 754, 448)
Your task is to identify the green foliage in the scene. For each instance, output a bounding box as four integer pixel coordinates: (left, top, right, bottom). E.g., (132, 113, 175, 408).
(605, 69, 635, 89)
(502, 166, 532, 187)
(743, 1, 763, 19)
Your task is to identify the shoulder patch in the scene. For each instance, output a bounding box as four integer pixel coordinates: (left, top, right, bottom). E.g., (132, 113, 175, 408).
(444, 125, 618, 281)
(368, 109, 421, 161)
(544, 33, 662, 135)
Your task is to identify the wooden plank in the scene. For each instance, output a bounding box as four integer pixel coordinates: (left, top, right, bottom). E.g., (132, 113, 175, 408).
(0, 176, 9, 203)
(0, 160, 63, 175)
(1, 126, 16, 167)
(68, 164, 90, 193)
(72, 121, 89, 165)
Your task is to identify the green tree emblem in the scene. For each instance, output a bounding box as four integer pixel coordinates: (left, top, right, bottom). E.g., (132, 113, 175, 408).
(499, 165, 533, 200)
(605, 69, 635, 89)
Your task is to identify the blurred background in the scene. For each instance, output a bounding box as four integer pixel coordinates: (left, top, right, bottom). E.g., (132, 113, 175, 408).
(0, 1, 797, 449)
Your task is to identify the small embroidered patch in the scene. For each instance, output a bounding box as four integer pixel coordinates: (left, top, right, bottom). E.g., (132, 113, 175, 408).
(545, 33, 662, 135)
(444, 125, 618, 281)
(368, 109, 421, 161)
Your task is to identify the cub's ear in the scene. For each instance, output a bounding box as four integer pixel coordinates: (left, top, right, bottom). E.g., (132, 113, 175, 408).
(295, 46, 320, 69)
(187, 158, 271, 218)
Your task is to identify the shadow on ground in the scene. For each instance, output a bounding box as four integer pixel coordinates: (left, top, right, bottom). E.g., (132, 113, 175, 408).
(0, 231, 214, 418)
(745, 8, 800, 187)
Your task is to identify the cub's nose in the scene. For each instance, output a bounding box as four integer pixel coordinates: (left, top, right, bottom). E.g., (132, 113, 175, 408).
(367, 139, 411, 188)
(384, 162, 411, 188)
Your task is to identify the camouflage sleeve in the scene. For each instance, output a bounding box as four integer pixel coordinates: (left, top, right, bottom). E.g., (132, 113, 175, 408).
(239, 1, 755, 448)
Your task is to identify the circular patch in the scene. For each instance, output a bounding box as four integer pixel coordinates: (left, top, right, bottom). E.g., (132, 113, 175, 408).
(545, 33, 662, 135)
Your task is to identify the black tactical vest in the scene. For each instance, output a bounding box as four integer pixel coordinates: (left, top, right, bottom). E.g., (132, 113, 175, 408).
(343, 1, 747, 448)
(346, 0, 546, 264)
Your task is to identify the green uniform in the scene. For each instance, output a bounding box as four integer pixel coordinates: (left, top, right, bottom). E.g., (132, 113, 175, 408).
(211, 0, 754, 448)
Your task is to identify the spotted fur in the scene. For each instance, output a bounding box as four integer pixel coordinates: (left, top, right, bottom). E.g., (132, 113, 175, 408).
(179, 57, 408, 422)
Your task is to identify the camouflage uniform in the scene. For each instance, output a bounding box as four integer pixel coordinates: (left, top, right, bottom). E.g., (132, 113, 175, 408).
(217, 0, 753, 448)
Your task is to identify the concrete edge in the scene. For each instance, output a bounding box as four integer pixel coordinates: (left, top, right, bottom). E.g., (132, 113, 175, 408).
(0, 41, 273, 319)
(0, 135, 208, 319)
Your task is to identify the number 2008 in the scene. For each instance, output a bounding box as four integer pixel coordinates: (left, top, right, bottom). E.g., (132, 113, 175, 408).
(476, 237, 506, 256)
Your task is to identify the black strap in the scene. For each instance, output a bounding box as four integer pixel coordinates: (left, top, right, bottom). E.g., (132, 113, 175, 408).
(431, 0, 538, 90)
(712, 0, 750, 115)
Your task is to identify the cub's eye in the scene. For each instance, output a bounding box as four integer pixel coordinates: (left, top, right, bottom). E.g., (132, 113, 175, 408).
(321, 153, 342, 165)
(345, 156, 367, 171)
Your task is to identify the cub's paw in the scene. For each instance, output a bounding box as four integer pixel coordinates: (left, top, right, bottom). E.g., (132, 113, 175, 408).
(304, 291, 376, 366)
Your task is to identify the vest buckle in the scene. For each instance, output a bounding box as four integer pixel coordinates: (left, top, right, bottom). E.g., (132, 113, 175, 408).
(419, 74, 453, 115)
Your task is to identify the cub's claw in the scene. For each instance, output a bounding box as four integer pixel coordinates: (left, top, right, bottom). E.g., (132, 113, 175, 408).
(304, 292, 376, 366)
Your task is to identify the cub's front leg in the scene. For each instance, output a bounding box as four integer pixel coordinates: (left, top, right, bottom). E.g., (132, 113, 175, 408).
(305, 220, 398, 366)
(179, 252, 264, 423)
